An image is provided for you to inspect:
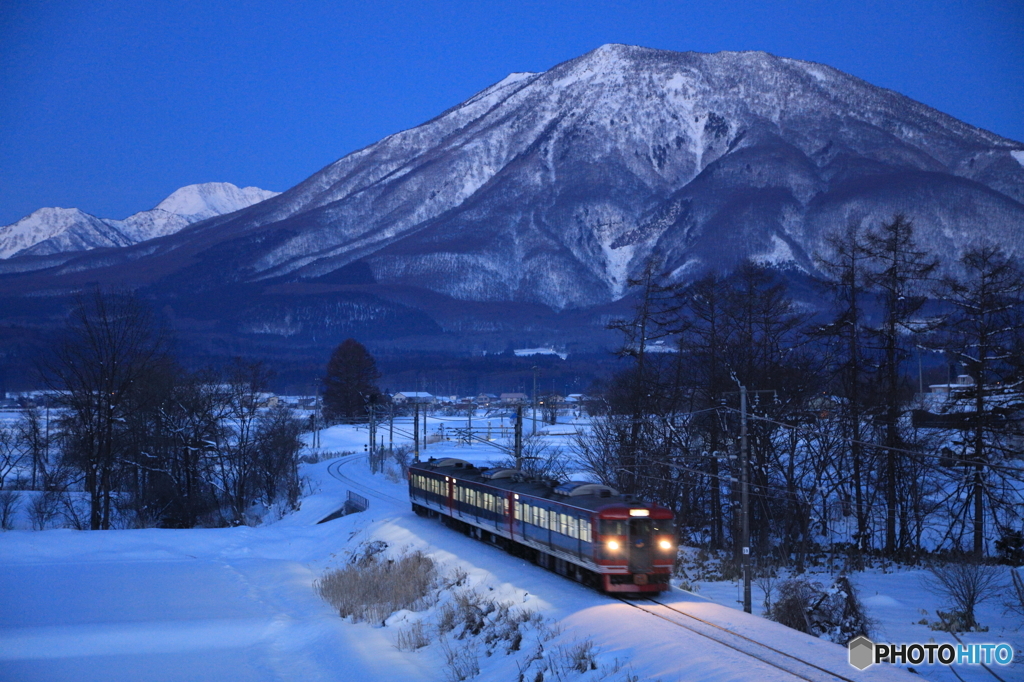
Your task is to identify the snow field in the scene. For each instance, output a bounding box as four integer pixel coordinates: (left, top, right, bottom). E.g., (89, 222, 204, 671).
(0, 418, 1006, 681)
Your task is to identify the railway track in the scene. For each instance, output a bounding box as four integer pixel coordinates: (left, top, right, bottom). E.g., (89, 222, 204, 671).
(325, 453, 408, 506)
(616, 597, 860, 682)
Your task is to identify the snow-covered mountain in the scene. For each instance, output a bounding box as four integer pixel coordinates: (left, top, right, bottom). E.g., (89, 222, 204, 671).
(0, 182, 279, 258)
(1, 44, 1022, 353)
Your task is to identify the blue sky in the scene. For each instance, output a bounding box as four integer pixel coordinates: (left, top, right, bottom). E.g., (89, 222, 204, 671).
(1, 0, 1021, 225)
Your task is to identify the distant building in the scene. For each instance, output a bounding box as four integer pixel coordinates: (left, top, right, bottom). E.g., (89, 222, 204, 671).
(514, 347, 568, 360)
(929, 375, 975, 396)
(393, 391, 435, 405)
(475, 393, 498, 405)
(500, 392, 528, 404)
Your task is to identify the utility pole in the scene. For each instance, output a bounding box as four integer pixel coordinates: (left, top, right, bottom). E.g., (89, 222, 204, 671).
(368, 401, 376, 472)
(313, 378, 321, 450)
(422, 400, 428, 452)
(389, 403, 394, 453)
(731, 374, 752, 615)
(514, 403, 523, 470)
(413, 402, 420, 461)
(532, 366, 538, 436)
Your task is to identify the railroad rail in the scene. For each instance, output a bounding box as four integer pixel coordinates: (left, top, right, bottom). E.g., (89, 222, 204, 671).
(326, 454, 408, 506)
(617, 597, 861, 682)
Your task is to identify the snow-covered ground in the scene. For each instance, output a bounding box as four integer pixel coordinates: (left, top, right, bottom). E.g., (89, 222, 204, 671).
(0, 416, 1017, 681)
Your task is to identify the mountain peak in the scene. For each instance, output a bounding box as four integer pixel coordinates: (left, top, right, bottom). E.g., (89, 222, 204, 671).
(153, 182, 280, 220)
(0, 182, 280, 258)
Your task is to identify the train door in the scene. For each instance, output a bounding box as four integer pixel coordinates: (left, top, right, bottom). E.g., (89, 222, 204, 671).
(628, 519, 653, 573)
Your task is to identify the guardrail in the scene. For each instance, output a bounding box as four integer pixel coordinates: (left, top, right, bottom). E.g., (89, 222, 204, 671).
(317, 490, 370, 524)
(344, 490, 369, 514)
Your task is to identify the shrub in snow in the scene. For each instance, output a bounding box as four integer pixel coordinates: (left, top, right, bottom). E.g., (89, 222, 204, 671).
(314, 546, 437, 624)
(767, 575, 870, 643)
(753, 562, 781, 611)
(924, 559, 1004, 632)
(516, 637, 622, 682)
(395, 621, 430, 651)
(440, 636, 481, 682)
(768, 577, 821, 633)
(29, 491, 59, 530)
(675, 547, 736, 584)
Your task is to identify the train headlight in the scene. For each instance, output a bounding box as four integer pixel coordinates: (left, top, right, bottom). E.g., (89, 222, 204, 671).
(606, 540, 620, 551)
(658, 539, 672, 550)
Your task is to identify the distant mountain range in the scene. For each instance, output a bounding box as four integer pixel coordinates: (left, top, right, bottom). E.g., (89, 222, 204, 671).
(0, 183, 279, 258)
(1, 44, 1022, 370)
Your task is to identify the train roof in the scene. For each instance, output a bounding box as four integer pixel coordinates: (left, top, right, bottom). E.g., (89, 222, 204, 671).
(410, 458, 671, 517)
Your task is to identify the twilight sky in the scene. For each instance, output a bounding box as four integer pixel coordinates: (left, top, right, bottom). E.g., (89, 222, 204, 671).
(1, 0, 1021, 226)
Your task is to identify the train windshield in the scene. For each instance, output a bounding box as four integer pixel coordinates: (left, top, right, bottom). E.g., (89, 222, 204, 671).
(653, 519, 674, 536)
(599, 519, 626, 536)
(629, 519, 652, 538)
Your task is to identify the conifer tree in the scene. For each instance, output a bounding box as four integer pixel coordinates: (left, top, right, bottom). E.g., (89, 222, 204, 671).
(322, 339, 382, 424)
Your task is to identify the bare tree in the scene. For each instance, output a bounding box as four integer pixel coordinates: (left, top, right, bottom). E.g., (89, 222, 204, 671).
(493, 434, 570, 481)
(862, 214, 939, 556)
(0, 422, 26, 490)
(815, 222, 874, 552)
(254, 402, 303, 510)
(924, 559, 1004, 631)
(214, 359, 273, 523)
(160, 371, 223, 527)
(16, 406, 48, 490)
(0, 490, 20, 530)
(42, 290, 168, 529)
(939, 244, 1024, 556)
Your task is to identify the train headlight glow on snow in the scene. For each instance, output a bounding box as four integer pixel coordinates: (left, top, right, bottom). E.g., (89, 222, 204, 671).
(658, 540, 672, 550)
(606, 540, 620, 551)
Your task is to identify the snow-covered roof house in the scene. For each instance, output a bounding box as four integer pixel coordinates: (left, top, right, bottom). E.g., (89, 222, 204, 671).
(393, 391, 435, 404)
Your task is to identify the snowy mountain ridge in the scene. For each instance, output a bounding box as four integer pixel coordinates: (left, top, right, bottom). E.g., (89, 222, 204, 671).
(0, 182, 279, 258)
(1, 44, 1022, 354)
(116, 43, 1020, 310)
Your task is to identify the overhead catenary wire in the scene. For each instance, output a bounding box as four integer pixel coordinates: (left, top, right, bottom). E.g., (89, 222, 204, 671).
(717, 406, 1024, 476)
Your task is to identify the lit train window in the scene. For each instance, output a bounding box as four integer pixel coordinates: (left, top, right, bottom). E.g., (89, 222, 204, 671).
(580, 519, 591, 542)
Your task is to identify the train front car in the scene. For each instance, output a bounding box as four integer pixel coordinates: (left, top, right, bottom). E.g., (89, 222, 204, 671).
(592, 502, 674, 593)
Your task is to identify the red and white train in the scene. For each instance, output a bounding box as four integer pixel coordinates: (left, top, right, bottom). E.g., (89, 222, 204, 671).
(408, 457, 675, 594)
